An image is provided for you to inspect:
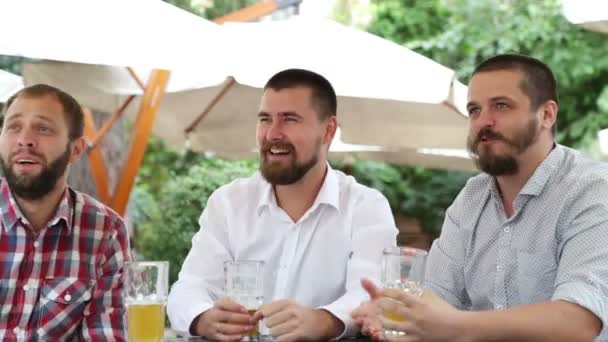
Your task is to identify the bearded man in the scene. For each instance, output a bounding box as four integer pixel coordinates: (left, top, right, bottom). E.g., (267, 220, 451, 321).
(167, 69, 397, 341)
(0, 84, 130, 340)
(353, 54, 608, 342)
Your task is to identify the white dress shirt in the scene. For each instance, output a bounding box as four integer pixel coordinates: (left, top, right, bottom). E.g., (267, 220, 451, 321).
(167, 166, 397, 337)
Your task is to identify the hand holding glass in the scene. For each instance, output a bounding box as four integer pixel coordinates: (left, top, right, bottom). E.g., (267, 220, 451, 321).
(224, 260, 264, 340)
(381, 247, 427, 336)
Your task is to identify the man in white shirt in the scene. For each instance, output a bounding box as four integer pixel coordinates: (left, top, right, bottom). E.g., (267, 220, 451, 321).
(167, 69, 397, 341)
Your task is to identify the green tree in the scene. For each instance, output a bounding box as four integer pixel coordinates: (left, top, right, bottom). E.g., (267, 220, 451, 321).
(369, 0, 608, 149)
(137, 158, 258, 283)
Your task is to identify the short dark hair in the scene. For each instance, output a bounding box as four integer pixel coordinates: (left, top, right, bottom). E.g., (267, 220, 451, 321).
(473, 54, 558, 134)
(264, 69, 337, 120)
(4, 84, 85, 140)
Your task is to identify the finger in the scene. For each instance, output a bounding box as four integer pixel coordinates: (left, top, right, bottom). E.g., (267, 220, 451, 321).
(275, 332, 301, 342)
(216, 310, 254, 325)
(265, 308, 292, 329)
(380, 316, 421, 336)
(216, 322, 255, 335)
(385, 334, 420, 342)
(352, 300, 381, 319)
(216, 297, 248, 313)
(259, 299, 292, 317)
(251, 310, 264, 323)
(268, 319, 297, 338)
(361, 277, 381, 299)
(381, 288, 420, 306)
(212, 331, 244, 342)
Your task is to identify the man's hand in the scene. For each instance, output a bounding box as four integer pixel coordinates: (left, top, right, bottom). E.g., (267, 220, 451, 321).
(191, 297, 257, 341)
(254, 299, 344, 341)
(352, 278, 384, 340)
(377, 288, 468, 342)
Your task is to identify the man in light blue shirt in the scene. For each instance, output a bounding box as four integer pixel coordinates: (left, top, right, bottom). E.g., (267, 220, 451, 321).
(354, 54, 607, 341)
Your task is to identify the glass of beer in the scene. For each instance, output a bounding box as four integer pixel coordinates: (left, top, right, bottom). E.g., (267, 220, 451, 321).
(124, 261, 169, 342)
(224, 260, 265, 341)
(381, 247, 427, 337)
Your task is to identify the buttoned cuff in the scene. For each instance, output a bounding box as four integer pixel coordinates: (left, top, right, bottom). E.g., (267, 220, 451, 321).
(552, 281, 607, 340)
(319, 303, 359, 339)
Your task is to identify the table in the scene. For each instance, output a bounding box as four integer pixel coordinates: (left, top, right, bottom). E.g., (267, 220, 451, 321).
(165, 337, 373, 341)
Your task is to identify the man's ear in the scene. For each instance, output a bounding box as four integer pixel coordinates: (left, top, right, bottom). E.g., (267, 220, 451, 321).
(324, 116, 338, 145)
(540, 100, 558, 131)
(69, 136, 87, 163)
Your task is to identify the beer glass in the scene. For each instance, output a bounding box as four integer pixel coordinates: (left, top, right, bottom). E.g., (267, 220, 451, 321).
(381, 247, 427, 336)
(124, 261, 169, 342)
(224, 260, 265, 341)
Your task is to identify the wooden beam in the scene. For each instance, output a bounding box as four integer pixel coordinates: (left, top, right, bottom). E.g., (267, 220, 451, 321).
(111, 69, 170, 216)
(89, 95, 135, 149)
(184, 76, 236, 134)
(83, 107, 111, 204)
(214, 0, 277, 24)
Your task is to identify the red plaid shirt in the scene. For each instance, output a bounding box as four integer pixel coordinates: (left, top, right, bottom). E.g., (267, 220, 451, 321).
(0, 179, 130, 341)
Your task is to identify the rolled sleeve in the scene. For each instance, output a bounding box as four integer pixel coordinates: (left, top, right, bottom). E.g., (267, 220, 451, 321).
(553, 282, 608, 340)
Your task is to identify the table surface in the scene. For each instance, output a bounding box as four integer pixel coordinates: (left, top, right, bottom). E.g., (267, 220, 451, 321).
(165, 337, 373, 341)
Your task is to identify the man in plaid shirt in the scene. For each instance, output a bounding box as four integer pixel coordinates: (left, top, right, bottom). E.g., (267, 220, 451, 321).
(0, 84, 130, 340)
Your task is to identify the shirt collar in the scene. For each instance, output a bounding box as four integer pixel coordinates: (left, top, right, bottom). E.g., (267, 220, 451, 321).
(0, 178, 73, 234)
(256, 163, 341, 216)
(519, 144, 563, 196)
(488, 144, 563, 199)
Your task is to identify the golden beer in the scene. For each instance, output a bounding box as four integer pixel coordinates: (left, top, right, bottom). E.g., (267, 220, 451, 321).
(127, 303, 165, 342)
(383, 311, 406, 322)
(244, 309, 259, 338)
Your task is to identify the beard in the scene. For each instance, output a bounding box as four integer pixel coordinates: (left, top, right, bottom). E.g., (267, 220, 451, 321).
(259, 139, 321, 185)
(0, 144, 72, 200)
(467, 116, 539, 176)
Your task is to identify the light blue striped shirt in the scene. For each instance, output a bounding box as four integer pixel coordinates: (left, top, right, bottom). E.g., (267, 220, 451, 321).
(426, 144, 608, 340)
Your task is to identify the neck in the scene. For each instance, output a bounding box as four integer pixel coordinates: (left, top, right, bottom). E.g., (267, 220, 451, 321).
(274, 161, 328, 222)
(14, 181, 67, 232)
(496, 139, 554, 217)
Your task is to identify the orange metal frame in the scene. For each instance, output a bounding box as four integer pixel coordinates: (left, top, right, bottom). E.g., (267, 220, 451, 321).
(83, 0, 284, 216)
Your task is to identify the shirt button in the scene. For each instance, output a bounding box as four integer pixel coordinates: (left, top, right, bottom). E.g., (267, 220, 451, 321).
(504, 226, 511, 233)
(22, 284, 29, 291)
(13, 327, 19, 334)
(64, 293, 72, 302)
(495, 305, 504, 310)
(496, 265, 502, 272)
(33, 241, 40, 248)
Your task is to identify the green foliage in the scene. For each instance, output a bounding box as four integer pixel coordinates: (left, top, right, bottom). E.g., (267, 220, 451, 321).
(137, 158, 258, 283)
(369, 0, 608, 149)
(341, 160, 472, 236)
(0, 55, 25, 75)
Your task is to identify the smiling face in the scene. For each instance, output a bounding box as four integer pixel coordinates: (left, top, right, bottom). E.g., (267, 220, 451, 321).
(0, 94, 84, 200)
(256, 86, 336, 185)
(466, 70, 543, 175)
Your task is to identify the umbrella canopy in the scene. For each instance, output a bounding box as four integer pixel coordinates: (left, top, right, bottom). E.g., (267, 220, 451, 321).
(562, 0, 608, 34)
(219, 16, 469, 150)
(0, 0, 226, 71)
(0, 69, 23, 102)
(19, 14, 472, 171)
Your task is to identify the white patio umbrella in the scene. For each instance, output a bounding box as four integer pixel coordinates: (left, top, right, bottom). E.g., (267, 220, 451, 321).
(562, 0, 608, 34)
(0, 69, 23, 102)
(0, 0, 226, 71)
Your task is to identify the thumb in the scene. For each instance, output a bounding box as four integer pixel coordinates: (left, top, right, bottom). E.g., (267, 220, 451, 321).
(361, 278, 380, 299)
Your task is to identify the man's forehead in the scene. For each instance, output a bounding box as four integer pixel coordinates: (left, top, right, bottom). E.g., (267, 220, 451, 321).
(468, 71, 526, 99)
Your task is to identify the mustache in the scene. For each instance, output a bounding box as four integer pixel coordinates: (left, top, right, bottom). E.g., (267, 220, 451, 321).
(9, 148, 44, 162)
(474, 128, 509, 145)
(260, 141, 295, 154)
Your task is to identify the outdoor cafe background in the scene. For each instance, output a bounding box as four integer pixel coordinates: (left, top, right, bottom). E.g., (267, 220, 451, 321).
(1, 0, 608, 284)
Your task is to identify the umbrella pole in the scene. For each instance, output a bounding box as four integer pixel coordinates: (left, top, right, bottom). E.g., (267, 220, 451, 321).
(109, 69, 170, 216)
(83, 107, 111, 204)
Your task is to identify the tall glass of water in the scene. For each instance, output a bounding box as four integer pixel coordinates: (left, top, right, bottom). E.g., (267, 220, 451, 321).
(124, 261, 169, 342)
(381, 247, 427, 336)
(224, 260, 265, 341)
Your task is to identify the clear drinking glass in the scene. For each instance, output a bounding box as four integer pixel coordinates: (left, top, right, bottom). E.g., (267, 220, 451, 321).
(381, 247, 428, 337)
(224, 260, 265, 341)
(124, 261, 169, 342)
